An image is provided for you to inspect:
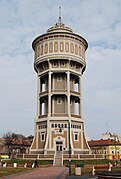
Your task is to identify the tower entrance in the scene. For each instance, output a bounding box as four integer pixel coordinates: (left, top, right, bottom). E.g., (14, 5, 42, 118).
(56, 141, 63, 154)
(54, 141, 63, 166)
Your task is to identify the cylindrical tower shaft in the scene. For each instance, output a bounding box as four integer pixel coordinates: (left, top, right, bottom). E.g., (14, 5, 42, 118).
(30, 20, 89, 159)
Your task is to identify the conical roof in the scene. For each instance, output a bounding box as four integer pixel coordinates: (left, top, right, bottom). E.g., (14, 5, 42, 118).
(47, 21, 73, 33)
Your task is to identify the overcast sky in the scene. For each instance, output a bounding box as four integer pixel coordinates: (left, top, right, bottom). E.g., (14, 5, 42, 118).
(0, 0, 121, 139)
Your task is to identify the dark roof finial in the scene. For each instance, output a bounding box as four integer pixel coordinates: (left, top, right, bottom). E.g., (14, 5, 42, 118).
(58, 6, 62, 24)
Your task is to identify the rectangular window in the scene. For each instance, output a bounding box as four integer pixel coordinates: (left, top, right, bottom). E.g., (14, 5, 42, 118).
(74, 133, 78, 141)
(65, 42, 69, 52)
(60, 42, 64, 52)
(51, 124, 54, 128)
(61, 124, 63, 128)
(49, 43, 53, 53)
(41, 133, 45, 141)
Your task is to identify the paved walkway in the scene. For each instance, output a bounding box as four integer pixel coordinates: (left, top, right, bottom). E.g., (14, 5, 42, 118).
(3, 167, 68, 179)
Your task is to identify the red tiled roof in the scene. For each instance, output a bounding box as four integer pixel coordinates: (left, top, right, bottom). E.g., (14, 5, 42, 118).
(88, 139, 121, 147)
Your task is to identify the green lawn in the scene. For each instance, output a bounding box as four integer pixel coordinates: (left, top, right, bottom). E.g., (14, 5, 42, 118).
(0, 168, 32, 178)
(2, 159, 53, 165)
(63, 159, 112, 165)
(1, 159, 120, 177)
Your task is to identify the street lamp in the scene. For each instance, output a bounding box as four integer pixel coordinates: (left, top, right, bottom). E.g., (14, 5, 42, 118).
(59, 121, 71, 175)
(68, 121, 71, 175)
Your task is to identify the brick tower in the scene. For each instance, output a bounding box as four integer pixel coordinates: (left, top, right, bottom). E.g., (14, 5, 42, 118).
(30, 15, 89, 163)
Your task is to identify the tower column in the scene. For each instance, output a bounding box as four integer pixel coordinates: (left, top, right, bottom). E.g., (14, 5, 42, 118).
(48, 71, 52, 116)
(67, 71, 70, 116)
(79, 75, 82, 117)
(37, 76, 40, 117)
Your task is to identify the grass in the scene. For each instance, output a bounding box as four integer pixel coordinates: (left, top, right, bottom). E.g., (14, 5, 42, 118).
(2, 159, 53, 165)
(0, 168, 32, 178)
(1, 159, 121, 177)
(63, 159, 112, 165)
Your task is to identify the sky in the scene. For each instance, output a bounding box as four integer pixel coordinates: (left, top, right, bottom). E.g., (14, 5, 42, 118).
(0, 0, 121, 139)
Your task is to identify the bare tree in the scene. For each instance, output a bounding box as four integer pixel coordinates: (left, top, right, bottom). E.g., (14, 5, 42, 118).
(3, 132, 13, 157)
(2, 132, 32, 157)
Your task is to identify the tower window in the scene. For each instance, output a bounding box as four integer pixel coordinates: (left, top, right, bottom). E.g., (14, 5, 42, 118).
(79, 46, 81, 56)
(70, 43, 74, 53)
(75, 45, 78, 55)
(54, 42, 58, 52)
(74, 133, 78, 141)
(60, 42, 64, 52)
(53, 62, 57, 67)
(45, 43, 48, 54)
(61, 124, 63, 128)
(41, 133, 45, 141)
(70, 63, 73, 68)
(40, 45, 43, 55)
(57, 75, 62, 81)
(65, 42, 69, 52)
(49, 43, 53, 53)
(61, 62, 65, 67)
(57, 97, 62, 104)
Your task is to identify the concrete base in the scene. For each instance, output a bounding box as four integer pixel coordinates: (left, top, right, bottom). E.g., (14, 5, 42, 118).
(75, 167, 81, 175)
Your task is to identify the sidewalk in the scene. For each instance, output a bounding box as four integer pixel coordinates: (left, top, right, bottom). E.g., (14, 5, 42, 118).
(2, 166, 68, 179)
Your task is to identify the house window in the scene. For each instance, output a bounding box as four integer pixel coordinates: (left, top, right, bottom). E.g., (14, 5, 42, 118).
(57, 97, 62, 104)
(55, 124, 57, 128)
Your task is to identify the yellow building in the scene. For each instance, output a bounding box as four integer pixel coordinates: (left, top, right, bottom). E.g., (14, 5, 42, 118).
(88, 139, 121, 160)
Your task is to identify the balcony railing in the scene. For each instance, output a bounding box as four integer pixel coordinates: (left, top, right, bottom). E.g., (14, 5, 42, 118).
(51, 89, 67, 93)
(39, 91, 48, 97)
(38, 115, 47, 119)
(71, 114, 81, 118)
(51, 113, 68, 117)
(70, 90, 80, 96)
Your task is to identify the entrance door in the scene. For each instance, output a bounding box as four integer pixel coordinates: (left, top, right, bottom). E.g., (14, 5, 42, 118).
(56, 141, 63, 154)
